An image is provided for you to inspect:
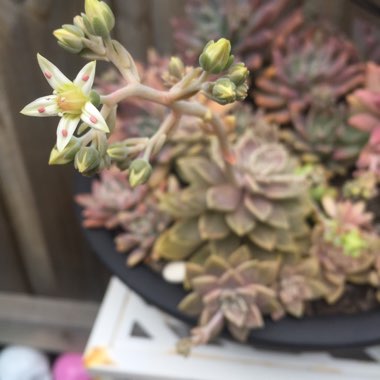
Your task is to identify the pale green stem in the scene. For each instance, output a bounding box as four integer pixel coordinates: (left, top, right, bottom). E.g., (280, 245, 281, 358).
(143, 112, 181, 161)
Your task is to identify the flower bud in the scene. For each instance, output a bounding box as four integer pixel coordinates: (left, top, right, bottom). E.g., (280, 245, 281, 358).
(74, 146, 101, 176)
(228, 63, 249, 85)
(53, 24, 84, 54)
(212, 78, 236, 105)
(107, 143, 128, 161)
(129, 159, 152, 187)
(168, 57, 185, 79)
(49, 138, 81, 165)
(235, 83, 248, 101)
(199, 38, 234, 74)
(84, 0, 115, 38)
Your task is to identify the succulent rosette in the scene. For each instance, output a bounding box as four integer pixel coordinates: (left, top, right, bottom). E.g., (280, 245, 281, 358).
(281, 105, 369, 174)
(311, 197, 379, 303)
(172, 0, 303, 69)
(76, 168, 171, 266)
(154, 129, 311, 263)
(177, 247, 282, 354)
(255, 26, 364, 124)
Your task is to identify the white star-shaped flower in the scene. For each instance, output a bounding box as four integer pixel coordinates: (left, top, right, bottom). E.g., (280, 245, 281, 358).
(21, 54, 109, 151)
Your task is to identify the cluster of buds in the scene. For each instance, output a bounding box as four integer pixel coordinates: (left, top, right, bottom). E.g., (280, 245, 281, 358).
(199, 38, 249, 105)
(53, 0, 115, 59)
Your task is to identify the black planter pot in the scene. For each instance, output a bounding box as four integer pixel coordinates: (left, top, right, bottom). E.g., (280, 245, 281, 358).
(75, 174, 380, 351)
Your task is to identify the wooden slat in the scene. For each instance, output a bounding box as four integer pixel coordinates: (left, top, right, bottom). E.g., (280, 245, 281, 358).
(0, 195, 29, 293)
(0, 0, 56, 295)
(112, 0, 151, 60)
(0, 292, 99, 352)
(150, 0, 185, 55)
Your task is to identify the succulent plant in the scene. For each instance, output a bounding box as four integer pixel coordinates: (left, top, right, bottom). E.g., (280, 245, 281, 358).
(255, 26, 364, 124)
(172, 0, 304, 69)
(281, 105, 368, 174)
(153, 130, 311, 263)
(177, 246, 283, 354)
(76, 168, 171, 266)
(311, 197, 377, 303)
(348, 62, 380, 178)
(277, 257, 328, 317)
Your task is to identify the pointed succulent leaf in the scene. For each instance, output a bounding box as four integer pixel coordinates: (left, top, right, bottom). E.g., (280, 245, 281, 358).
(237, 260, 280, 286)
(266, 205, 289, 229)
(249, 144, 288, 175)
(191, 275, 219, 296)
(204, 255, 230, 277)
(177, 156, 226, 186)
(248, 224, 277, 251)
(225, 203, 256, 236)
(219, 269, 243, 288)
(207, 184, 241, 212)
(210, 235, 241, 258)
(199, 212, 230, 240)
(227, 323, 251, 342)
(227, 245, 252, 267)
(178, 292, 203, 316)
(244, 194, 272, 222)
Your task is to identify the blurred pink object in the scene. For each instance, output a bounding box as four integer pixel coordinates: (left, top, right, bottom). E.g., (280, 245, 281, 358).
(53, 353, 91, 380)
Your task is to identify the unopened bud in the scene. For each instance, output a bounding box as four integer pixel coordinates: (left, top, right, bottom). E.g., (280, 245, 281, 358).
(53, 24, 84, 54)
(228, 63, 249, 85)
(235, 83, 248, 101)
(129, 159, 152, 187)
(212, 78, 236, 105)
(74, 146, 101, 176)
(107, 143, 128, 161)
(168, 57, 185, 79)
(199, 38, 234, 74)
(84, 0, 115, 38)
(49, 138, 81, 165)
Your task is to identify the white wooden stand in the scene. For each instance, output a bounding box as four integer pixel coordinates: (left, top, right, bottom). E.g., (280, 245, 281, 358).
(84, 277, 380, 380)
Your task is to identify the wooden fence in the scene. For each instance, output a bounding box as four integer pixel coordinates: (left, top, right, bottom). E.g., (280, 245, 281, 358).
(0, 0, 378, 302)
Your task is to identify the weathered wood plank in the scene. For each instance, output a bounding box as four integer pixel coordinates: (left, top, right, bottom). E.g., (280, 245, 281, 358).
(0, 292, 99, 352)
(112, 0, 151, 60)
(0, 195, 29, 293)
(150, 0, 185, 55)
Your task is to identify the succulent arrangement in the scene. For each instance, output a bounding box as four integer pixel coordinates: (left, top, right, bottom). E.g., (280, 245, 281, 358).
(21, 0, 380, 356)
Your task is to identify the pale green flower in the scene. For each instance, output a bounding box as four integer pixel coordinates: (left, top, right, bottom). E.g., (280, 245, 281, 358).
(21, 54, 109, 151)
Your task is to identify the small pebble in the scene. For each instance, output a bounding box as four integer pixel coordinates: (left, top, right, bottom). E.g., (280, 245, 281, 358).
(163, 261, 186, 283)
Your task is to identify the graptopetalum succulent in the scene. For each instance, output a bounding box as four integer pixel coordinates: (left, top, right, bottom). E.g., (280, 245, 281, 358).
(311, 197, 380, 304)
(176, 246, 283, 355)
(153, 129, 311, 264)
(172, 0, 304, 69)
(281, 105, 368, 174)
(255, 26, 365, 124)
(76, 168, 171, 267)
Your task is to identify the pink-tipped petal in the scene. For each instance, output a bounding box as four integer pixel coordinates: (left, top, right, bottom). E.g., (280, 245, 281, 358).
(74, 61, 96, 95)
(56, 116, 80, 151)
(81, 102, 109, 133)
(20, 95, 58, 117)
(37, 54, 71, 90)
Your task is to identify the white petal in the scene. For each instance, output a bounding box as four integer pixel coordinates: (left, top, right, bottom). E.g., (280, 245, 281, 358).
(56, 116, 80, 151)
(81, 102, 109, 132)
(37, 54, 71, 90)
(74, 61, 96, 95)
(20, 95, 58, 117)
